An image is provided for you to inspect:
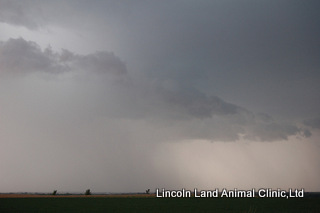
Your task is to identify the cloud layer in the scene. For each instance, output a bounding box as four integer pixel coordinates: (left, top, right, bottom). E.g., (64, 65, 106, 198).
(0, 37, 310, 142)
(0, 38, 126, 76)
(0, 0, 43, 29)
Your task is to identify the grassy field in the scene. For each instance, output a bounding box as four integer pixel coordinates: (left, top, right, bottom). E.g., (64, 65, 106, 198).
(0, 195, 319, 213)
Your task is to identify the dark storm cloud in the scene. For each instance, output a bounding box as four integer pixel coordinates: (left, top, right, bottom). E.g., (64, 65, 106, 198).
(157, 90, 309, 142)
(112, 0, 320, 119)
(0, 38, 127, 76)
(161, 87, 241, 118)
(0, 36, 311, 142)
(1, 0, 318, 142)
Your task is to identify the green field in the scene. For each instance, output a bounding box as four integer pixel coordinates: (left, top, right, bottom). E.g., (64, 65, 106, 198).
(0, 197, 319, 213)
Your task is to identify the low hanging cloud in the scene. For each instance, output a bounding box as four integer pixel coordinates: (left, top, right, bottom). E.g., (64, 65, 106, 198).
(161, 87, 241, 118)
(152, 84, 310, 142)
(0, 38, 127, 76)
(0, 37, 310, 142)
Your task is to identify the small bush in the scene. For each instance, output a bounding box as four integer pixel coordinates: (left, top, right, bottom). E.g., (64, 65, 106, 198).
(85, 189, 91, 195)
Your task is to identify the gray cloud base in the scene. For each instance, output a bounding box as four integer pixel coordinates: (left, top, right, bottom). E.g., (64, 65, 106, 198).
(0, 37, 310, 142)
(0, 38, 126, 76)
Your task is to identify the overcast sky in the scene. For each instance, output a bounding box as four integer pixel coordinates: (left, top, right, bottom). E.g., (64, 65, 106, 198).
(0, 0, 319, 193)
